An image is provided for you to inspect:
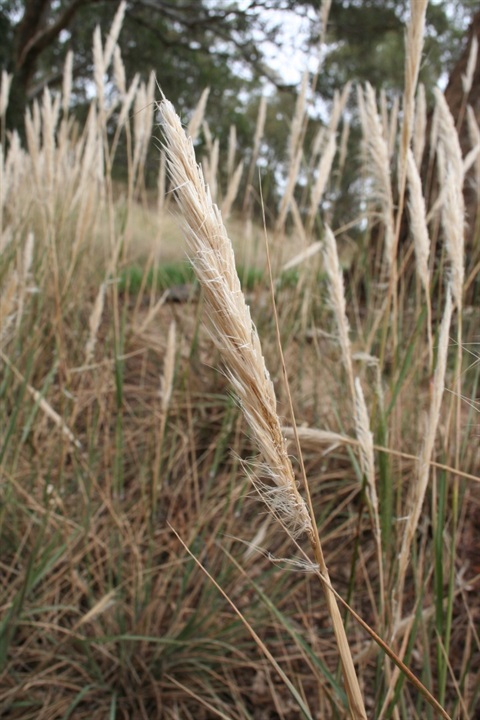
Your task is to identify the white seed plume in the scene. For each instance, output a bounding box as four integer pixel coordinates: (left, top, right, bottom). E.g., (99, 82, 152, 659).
(406, 148, 430, 294)
(462, 34, 478, 95)
(103, 0, 127, 72)
(358, 83, 395, 270)
(62, 50, 73, 115)
(188, 87, 210, 143)
(0, 70, 12, 118)
(323, 225, 355, 401)
(413, 83, 427, 169)
(160, 98, 312, 538)
(308, 133, 337, 225)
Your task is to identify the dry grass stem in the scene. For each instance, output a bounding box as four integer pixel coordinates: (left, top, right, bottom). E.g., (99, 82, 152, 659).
(161, 320, 176, 413)
(395, 288, 453, 630)
(85, 282, 106, 364)
(307, 134, 336, 231)
(161, 97, 367, 719)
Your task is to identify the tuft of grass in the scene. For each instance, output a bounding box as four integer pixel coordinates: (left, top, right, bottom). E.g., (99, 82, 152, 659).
(0, 4, 479, 719)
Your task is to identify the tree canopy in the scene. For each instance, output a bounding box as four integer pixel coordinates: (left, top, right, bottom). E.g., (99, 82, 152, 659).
(2, 1, 478, 125)
(1, 0, 479, 217)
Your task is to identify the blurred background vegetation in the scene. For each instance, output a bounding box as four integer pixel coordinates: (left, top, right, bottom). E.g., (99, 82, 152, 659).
(2, 1, 479, 192)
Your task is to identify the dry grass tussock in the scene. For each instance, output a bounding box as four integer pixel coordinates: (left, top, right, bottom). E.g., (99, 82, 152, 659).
(0, 4, 480, 719)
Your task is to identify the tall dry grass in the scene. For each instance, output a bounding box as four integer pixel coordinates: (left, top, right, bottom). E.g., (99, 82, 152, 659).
(0, 3, 479, 719)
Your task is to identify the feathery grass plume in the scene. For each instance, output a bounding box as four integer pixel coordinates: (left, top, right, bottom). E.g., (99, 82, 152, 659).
(41, 87, 56, 197)
(160, 97, 367, 720)
(116, 72, 140, 132)
(354, 378, 384, 616)
(276, 73, 309, 233)
(85, 282, 106, 364)
(462, 34, 478, 95)
(157, 149, 167, 212)
(388, 94, 399, 160)
(113, 44, 126, 96)
(401, 0, 428, 171)
(160, 97, 312, 539)
(93, 25, 105, 116)
(395, 288, 453, 630)
(227, 123, 237, 180)
(435, 89, 465, 311)
(132, 71, 155, 185)
(337, 119, 350, 180)
(0, 70, 12, 119)
(0, 70, 11, 151)
(359, 83, 395, 270)
(413, 83, 427, 168)
(221, 160, 244, 220)
(467, 105, 480, 187)
(62, 51, 73, 116)
(289, 70, 309, 161)
(205, 136, 219, 201)
(329, 82, 351, 134)
(311, 126, 325, 163)
(322, 226, 355, 402)
(188, 87, 210, 143)
(406, 148, 433, 366)
(243, 94, 267, 212)
(434, 89, 464, 184)
(103, 0, 126, 71)
(442, 169, 465, 311)
(307, 133, 336, 232)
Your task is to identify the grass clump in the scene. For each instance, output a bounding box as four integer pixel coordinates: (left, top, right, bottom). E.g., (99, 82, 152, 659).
(0, 4, 479, 719)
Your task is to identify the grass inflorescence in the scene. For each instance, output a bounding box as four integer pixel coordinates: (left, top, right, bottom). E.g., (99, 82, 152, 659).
(0, 3, 479, 719)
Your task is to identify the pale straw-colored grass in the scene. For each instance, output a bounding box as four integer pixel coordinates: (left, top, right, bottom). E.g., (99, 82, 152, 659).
(221, 159, 244, 219)
(227, 123, 237, 180)
(85, 281, 106, 364)
(160, 97, 312, 539)
(358, 83, 395, 271)
(413, 83, 427, 169)
(243, 94, 267, 213)
(187, 87, 210, 143)
(394, 288, 453, 630)
(354, 377, 384, 621)
(307, 134, 337, 233)
(322, 225, 355, 403)
(406, 147, 433, 366)
(160, 96, 368, 720)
